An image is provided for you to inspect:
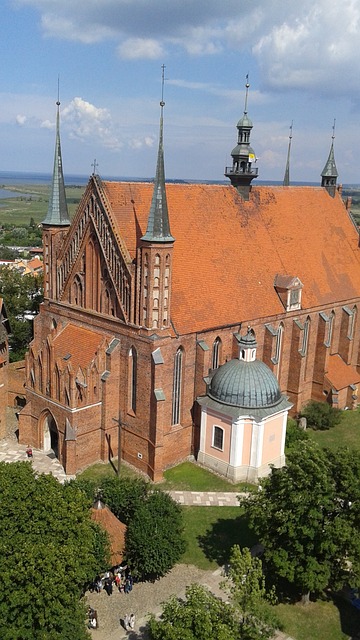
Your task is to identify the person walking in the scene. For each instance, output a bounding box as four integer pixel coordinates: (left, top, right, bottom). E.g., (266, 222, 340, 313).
(129, 613, 135, 629)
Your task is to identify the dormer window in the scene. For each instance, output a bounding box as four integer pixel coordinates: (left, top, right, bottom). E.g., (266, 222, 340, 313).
(274, 275, 303, 312)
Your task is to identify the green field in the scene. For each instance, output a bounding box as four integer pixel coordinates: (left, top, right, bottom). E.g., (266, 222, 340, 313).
(0, 183, 85, 226)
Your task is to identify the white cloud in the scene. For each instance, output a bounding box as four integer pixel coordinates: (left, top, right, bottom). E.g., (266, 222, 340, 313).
(13, 0, 360, 98)
(40, 119, 53, 129)
(16, 115, 27, 126)
(128, 136, 155, 149)
(61, 97, 122, 150)
(118, 38, 164, 60)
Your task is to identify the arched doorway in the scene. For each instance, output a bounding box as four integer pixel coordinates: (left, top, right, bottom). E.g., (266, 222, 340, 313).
(43, 413, 59, 459)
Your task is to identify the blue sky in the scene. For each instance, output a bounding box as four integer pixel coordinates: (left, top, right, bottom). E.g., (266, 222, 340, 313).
(2, 0, 360, 183)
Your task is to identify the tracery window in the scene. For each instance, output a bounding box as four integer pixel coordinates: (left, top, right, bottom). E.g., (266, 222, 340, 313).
(128, 347, 137, 414)
(172, 348, 183, 426)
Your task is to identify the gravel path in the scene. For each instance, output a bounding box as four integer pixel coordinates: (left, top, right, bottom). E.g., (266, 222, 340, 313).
(86, 564, 224, 639)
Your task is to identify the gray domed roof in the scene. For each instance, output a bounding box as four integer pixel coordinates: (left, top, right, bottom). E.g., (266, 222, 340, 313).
(237, 113, 253, 128)
(209, 358, 281, 409)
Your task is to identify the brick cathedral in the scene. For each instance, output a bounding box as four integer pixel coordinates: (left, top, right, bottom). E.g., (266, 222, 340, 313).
(18, 86, 360, 480)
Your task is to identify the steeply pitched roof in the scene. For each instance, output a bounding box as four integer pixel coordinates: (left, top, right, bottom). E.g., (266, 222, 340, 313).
(91, 503, 126, 566)
(42, 102, 70, 227)
(325, 354, 360, 391)
(52, 324, 110, 371)
(103, 182, 360, 334)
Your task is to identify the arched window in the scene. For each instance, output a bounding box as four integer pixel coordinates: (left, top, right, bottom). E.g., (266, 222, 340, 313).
(348, 306, 357, 340)
(128, 347, 137, 414)
(172, 348, 183, 426)
(326, 311, 335, 348)
(212, 337, 222, 370)
(212, 425, 224, 450)
(301, 317, 310, 357)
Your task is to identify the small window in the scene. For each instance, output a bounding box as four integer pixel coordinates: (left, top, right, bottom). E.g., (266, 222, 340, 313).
(212, 426, 224, 451)
(211, 337, 222, 370)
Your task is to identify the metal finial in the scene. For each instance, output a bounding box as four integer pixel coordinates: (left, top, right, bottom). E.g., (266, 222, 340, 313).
(332, 118, 336, 141)
(244, 73, 250, 114)
(289, 120, 293, 140)
(160, 64, 166, 109)
(56, 75, 60, 107)
(91, 159, 98, 175)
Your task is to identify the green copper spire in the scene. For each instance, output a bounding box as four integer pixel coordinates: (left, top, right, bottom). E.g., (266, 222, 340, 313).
(321, 120, 338, 197)
(42, 97, 70, 226)
(283, 121, 293, 186)
(141, 65, 174, 243)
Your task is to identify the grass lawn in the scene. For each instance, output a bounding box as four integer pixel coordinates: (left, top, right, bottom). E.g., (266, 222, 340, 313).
(159, 461, 255, 492)
(77, 459, 140, 483)
(180, 505, 255, 571)
(275, 597, 360, 640)
(307, 408, 360, 452)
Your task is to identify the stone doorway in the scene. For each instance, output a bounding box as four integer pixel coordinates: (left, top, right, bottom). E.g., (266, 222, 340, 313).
(43, 413, 59, 459)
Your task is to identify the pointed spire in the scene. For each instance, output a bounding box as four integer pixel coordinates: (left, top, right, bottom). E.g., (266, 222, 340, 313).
(42, 84, 70, 226)
(141, 65, 174, 243)
(283, 121, 293, 186)
(321, 119, 338, 196)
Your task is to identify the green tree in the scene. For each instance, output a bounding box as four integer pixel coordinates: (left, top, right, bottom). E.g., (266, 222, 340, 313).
(0, 266, 43, 361)
(148, 584, 239, 640)
(224, 546, 278, 640)
(285, 418, 309, 452)
(99, 475, 149, 524)
(0, 462, 109, 639)
(300, 400, 342, 430)
(241, 440, 360, 603)
(125, 490, 186, 580)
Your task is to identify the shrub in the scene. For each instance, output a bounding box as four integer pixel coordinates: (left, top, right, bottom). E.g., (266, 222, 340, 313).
(300, 400, 342, 431)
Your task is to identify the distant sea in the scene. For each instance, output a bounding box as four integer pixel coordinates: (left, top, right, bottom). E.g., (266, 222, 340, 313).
(0, 170, 358, 190)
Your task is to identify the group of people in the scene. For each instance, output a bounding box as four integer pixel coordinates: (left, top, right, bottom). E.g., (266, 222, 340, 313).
(92, 565, 134, 596)
(123, 613, 135, 631)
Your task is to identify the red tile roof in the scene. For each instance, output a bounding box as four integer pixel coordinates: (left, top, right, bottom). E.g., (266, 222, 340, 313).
(91, 504, 126, 566)
(325, 354, 360, 391)
(103, 182, 360, 334)
(53, 324, 109, 371)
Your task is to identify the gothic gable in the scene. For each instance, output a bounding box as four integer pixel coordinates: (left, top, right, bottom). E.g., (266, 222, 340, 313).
(55, 177, 135, 323)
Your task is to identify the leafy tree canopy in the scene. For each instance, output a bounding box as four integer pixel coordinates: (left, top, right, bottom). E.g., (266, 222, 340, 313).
(224, 546, 278, 640)
(0, 266, 43, 361)
(148, 584, 239, 640)
(241, 440, 360, 602)
(0, 462, 109, 639)
(125, 489, 186, 580)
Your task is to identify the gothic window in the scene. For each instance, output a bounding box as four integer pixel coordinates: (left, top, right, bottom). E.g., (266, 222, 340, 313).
(212, 425, 224, 451)
(38, 356, 42, 392)
(273, 323, 284, 364)
(212, 337, 222, 370)
(325, 311, 335, 347)
(172, 348, 183, 426)
(300, 317, 310, 357)
(128, 347, 137, 414)
(348, 306, 357, 340)
(55, 367, 60, 401)
(30, 368, 35, 389)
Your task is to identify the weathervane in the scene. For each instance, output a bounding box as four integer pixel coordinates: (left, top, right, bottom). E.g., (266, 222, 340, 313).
(244, 73, 250, 114)
(160, 63, 166, 110)
(332, 118, 336, 141)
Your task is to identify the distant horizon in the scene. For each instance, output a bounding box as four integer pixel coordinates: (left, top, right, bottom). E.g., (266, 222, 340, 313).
(0, 169, 359, 190)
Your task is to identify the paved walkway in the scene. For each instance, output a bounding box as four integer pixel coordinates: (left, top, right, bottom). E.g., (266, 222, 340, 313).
(0, 438, 72, 483)
(169, 489, 244, 506)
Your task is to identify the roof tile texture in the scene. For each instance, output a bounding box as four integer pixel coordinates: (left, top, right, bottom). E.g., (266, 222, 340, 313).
(52, 324, 109, 371)
(104, 182, 360, 334)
